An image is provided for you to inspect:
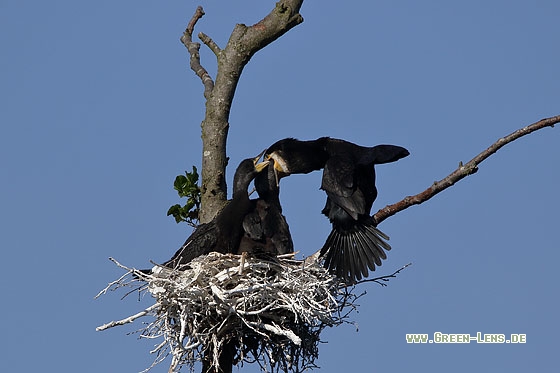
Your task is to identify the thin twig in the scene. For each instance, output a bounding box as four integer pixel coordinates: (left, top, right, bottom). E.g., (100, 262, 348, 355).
(354, 263, 412, 286)
(198, 32, 220, 56)
(96, 304, 159, 331)
(374, 115, 560, 225)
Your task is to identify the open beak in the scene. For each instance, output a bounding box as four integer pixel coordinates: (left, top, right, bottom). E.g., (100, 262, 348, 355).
(254, 160, 270, 173)
(253, 150, 270, 172)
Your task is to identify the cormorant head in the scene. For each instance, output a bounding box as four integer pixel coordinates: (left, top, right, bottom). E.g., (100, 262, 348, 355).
(232, 152, 270, 196)
(264, 138, 329, 185)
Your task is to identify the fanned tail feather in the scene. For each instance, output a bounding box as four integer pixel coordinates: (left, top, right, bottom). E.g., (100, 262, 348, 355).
(320, 221, 392, 284)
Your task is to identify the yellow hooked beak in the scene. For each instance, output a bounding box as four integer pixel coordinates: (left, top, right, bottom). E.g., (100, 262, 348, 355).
(253, 149, 270, 172)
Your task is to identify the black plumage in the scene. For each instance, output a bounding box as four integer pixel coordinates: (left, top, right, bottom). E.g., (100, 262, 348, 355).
(265, 137, 409, 284)
(153, 155, 269, 271)
(238, 162, 294, 256)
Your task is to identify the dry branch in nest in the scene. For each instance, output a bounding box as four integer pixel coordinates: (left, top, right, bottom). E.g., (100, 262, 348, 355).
(96, 253, 378, 373)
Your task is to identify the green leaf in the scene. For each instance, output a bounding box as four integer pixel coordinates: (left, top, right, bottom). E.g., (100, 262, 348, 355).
(185, 199, 195, 211)
(174, 175, 188, 192)
(167, 204, 181, 217)
(186, 166, 199, 184)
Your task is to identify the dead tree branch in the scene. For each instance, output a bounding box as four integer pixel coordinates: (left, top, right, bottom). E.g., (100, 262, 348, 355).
(180, 7, 215, 99)
(374, 115, 560, 225)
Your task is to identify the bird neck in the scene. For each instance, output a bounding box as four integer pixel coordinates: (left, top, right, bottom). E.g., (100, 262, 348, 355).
(231, 188, 249, 200)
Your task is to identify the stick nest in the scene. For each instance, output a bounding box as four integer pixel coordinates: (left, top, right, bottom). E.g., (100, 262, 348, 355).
(97, 253, 362, 373)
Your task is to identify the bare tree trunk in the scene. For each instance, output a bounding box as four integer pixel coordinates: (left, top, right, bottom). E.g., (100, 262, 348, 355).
(181, 1, 305, 223)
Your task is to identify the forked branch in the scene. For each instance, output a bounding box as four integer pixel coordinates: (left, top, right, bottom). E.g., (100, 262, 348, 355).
(181, 2, 305, 223)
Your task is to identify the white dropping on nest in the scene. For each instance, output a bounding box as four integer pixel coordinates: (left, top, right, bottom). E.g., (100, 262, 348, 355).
(96, 252, 364, 373)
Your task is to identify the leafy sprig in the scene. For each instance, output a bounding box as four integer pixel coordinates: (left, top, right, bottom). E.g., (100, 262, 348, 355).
(167, 166, 201, 227)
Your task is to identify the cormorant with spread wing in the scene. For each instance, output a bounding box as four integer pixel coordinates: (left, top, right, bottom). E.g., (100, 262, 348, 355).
(265, 137, 409, 284)
(239, 161, 294, 256)
(152, 154, 270, 271)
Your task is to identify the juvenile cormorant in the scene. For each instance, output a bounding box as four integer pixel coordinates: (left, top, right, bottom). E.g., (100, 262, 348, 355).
(265, 137, 409, 284)
(239, 162, 294, 256)
(151, 155, 270, 271)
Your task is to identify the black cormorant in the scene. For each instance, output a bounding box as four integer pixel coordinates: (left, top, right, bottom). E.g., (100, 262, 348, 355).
(238, 162, 294, 256)
(264, 137, 409, 284)
(152, 155, 270, 271)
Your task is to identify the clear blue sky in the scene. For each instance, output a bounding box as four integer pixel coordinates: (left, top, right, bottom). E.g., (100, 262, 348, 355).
(1, 1, 558, 372)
